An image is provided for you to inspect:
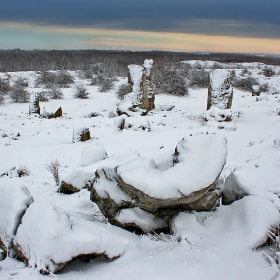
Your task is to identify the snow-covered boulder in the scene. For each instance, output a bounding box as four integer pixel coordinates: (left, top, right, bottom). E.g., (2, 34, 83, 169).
(91, 134, 227, 233)
(207, 70, 233, 111)
(72, 127, 90, 143)
(251, 85, 261, 96)
(117, 135, 226, 213)
(13, 202, 139, 274)
(172, 196, 280, 249)
(41, 106, 62, 119)
(115, 207, 167, 234)
(0, 185, 34, 259)
(29, 93, 40, 115)
(78, 143, 107, 167)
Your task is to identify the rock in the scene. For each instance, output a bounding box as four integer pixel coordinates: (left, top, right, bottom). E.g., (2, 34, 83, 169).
(114, 115, 126, 131)
(72, 127, 90, 143)
(41, 107, 62, 119)
(85, 112, 102, 118)
(91, 135, 227, 233)
(114, 207, 167, 234)
(222, 172, 249, 205)
(251, 85, 261, 96)
(0, 185, 33, 259)
(29, 93, 40, 115)
(117, 59, 155, 115)
(13, 202, 139, 274)
(207, 70, 233, 110)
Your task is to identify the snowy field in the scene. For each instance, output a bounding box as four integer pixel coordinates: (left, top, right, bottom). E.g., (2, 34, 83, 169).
(1, 61, 280, 280)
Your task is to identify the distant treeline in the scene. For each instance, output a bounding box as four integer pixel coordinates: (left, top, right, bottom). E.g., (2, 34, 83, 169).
(0, 49, 279, 73)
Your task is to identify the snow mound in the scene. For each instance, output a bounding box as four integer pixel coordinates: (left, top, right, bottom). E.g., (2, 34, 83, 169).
(203, 106, 232, 122)
(0, 185, 33, 258)
(78, 142, 107, 167)
(13, 202, 140, 274)
(172, 196, 280, 249)
(118, 134, 227, 199)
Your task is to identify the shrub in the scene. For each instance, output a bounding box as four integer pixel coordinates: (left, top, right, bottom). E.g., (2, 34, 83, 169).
(47, 87, 63, 99)
(35, 71, 56, 88)
(259, 83, 269, 92)
(55, 71, 74, 88)
(36, 90, 49, 102)
(13, 77, 28, 87)
(9, 85, 30, 103)
(73, 83, 89, 99)
(232, 75, 259, 91)
(0, 92, 4, 104)
(98, 78, 114, 92)
(188, 69, 209, 88)
(46, 159, 61, 186)
(90, 73, 104, 86)
(0, 76, 11, 93)
(17, 166, 31, 177)
(262, 67, 276, 77)
(116, 83, 131, 100)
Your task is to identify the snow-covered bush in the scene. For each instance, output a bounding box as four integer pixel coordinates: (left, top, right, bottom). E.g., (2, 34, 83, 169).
(155, 68, 188, 96)
(232, 75, 259, 91)
(9, 85, 30, 103)
(90, 73, 104, 86)
(262, 67, 276, 77)
(0, 76, 11, 94)
(47, 87, 63, 99)
(98, 77, 114, 92)
(73, 83, 89, 99)
(116, 83, 131, 100)
(36, 90, 49, 102)
(35, 71, 56, 88)
(0, 92, 4, 104)
(188, 69, 209, 88)
(13, 77, 28, 87)
(54, 71, 74, 88)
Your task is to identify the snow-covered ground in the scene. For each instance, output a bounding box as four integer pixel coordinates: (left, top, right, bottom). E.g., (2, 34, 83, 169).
(1, 62, 280, 279)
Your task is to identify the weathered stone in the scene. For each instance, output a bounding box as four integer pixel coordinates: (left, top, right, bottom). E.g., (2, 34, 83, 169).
(207, 70, 233, 111)
(72, 127, 90, 143)
(58, 180, 91, 194)
(41, 107, 62, 119)
(29, 93, 40, 115)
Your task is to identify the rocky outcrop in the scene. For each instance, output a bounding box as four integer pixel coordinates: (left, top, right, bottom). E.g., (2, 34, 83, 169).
(117, 59, 155, 116)
(91, 134, 227, 233)
(0, 185, 34, 259)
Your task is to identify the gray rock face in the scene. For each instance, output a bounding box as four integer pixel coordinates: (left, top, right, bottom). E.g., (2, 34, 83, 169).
(91, 135, 227, 233)
(207, 70, 233, 111)
(222, 172, 249, 205)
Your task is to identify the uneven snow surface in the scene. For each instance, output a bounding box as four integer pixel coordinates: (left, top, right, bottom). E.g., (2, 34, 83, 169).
(1, 61, 280, 279)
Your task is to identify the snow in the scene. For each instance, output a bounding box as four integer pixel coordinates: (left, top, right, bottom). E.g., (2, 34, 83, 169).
(143, 59, 153, 77)
(78, 142, 107, 167)
(0, 184, 33, 257)
(117, 134, 227, 198)
(203, 106, 232, 122)
(116, 207, 167, 233)
(127, 65, 143, 94)
(0, 62, 280, 279)
(13, 202, 139, 273)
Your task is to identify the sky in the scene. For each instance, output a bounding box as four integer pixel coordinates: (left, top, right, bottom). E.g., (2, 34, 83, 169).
(0, 0, 280, 55)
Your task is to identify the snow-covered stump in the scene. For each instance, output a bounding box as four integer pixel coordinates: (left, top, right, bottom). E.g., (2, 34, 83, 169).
(13, 202, 139, 274)
(117, 59, 155, 116)
(72, 127, 90, 143)
(206, 70, 233, 121)
(0, 185, 34, 259)
(29, 93, 40, 115)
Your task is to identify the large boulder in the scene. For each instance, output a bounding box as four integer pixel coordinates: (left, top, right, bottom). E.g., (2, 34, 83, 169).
(13, 202, 139, 274)
(207, 70, 233, 111)
(72, 127, 90, 143)
(91, 134, 227, 233)
(0, 185, 34, 259)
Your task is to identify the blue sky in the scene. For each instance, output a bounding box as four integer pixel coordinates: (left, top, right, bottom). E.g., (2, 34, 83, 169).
(1, 0, 280, 54)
